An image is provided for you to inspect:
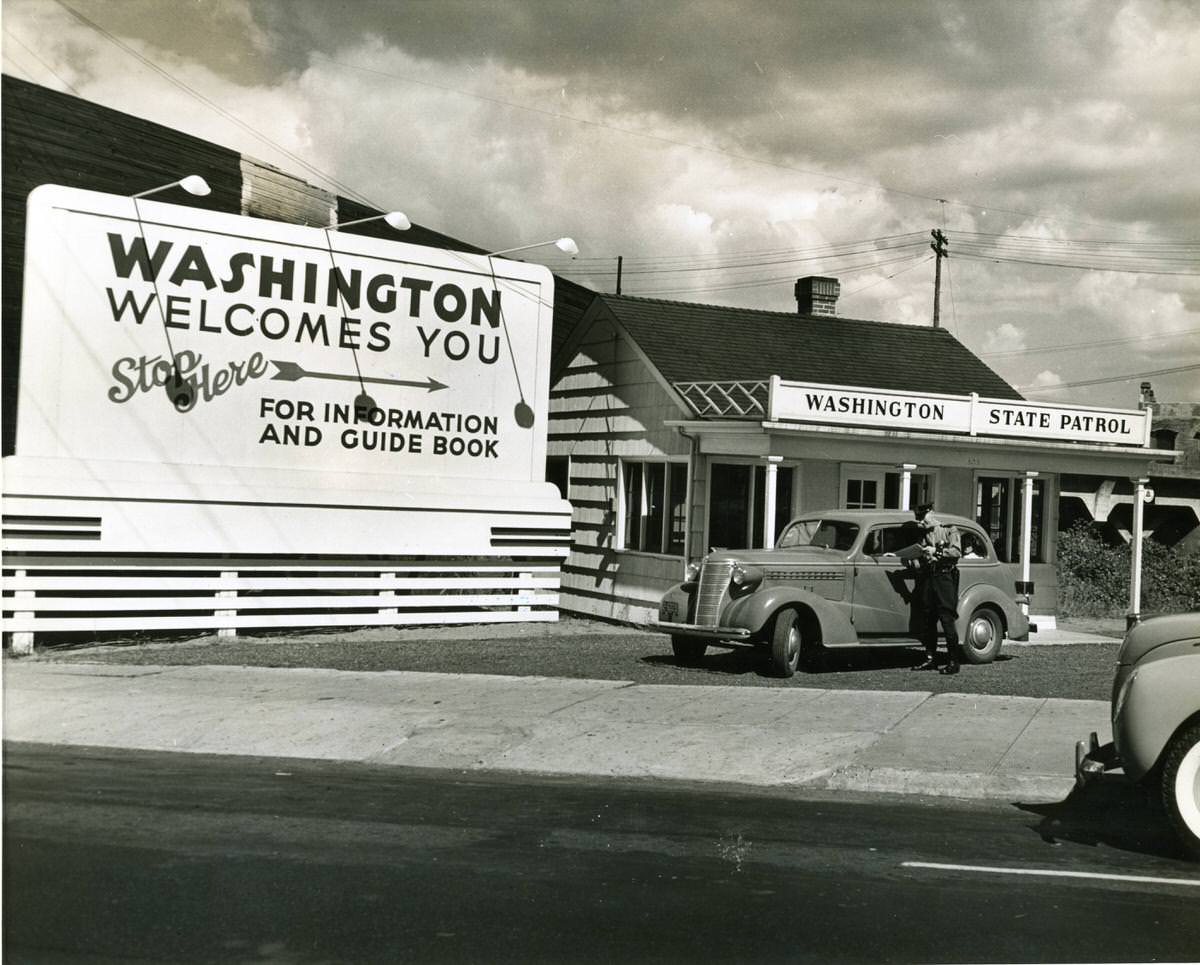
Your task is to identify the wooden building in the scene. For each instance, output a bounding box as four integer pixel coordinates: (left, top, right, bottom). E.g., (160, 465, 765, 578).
(547, 282, 1175, 625)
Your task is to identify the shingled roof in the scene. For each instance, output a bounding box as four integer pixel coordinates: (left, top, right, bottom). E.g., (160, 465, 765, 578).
(595, 293, 1023, 405)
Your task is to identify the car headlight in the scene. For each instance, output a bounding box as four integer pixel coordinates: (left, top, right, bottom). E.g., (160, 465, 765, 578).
(730, 563, 763, 591)
(684, 561, 702, 583)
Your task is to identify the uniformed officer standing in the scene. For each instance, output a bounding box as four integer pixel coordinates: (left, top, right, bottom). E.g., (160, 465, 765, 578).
(910, 502, 963, 675)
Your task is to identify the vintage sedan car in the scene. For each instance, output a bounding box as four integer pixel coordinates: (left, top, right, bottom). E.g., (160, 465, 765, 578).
(1076, 612, 1200, 860)
(654, 509, 1030, 677)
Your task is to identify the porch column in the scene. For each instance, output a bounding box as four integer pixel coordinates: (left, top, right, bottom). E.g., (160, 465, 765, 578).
(762, 456, 782, 548)
(1128, 476, 1149, 628)
(1019, 471, 1038, 617)
(897, 463, 917, 510)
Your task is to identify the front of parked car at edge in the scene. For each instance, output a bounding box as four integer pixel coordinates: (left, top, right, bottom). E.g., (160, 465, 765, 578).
(1076, 611, 1200, 860)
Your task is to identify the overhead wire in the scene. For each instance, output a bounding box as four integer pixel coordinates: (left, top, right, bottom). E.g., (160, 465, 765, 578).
(52, 0, 383, 210)
(623, 249, 929, 297)
(41, 1, 1200, 396)
(982, 326, 1200, 359)
(1019, 362, 1200, 392)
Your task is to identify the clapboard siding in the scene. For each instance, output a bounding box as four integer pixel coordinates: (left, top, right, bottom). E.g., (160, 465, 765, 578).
(241, 157, 336, 226)
(548, 316, 691, 622)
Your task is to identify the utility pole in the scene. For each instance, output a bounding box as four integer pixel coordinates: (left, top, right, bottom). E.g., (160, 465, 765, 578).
(930, 229, 948, 328)
(616, 255, 623, 295)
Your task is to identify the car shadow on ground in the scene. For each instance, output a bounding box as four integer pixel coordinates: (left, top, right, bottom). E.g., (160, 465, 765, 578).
(1016, 776, 1191, 863)
(641, 643, 942, 677)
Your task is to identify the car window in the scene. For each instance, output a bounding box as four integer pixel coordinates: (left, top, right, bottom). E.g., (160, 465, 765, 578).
(864, 523, 923, 555)
(777, 519, 860, 551)
(960, 528, 989, 560)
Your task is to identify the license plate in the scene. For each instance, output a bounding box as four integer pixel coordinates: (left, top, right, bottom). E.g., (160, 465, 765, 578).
(659, 600, 679, 622)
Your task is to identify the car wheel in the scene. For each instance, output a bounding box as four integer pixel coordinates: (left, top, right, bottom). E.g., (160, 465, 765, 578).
(671, 635, 707, 666)
(1161, 720, 1200, 860)
(769, 608, 802, 678)
(961, 606, 1003, 664)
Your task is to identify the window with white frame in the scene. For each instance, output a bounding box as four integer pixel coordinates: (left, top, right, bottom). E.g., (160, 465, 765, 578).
(707, 461, 798, 550)
(842, 465, 935, 509)
(620, 459, 688, 555)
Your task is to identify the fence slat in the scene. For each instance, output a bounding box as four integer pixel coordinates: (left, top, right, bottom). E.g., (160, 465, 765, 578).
(3, 607, 560, 633)
(2, 593, 559, 612)
(5, 576, 561, 592)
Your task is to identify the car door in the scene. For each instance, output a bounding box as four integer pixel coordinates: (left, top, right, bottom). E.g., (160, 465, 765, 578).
(852, 522, 924, 639)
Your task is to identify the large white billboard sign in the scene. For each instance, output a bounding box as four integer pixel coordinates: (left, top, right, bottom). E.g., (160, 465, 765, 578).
(768, 377, 1150, 446)
(15, 186, 555, 482)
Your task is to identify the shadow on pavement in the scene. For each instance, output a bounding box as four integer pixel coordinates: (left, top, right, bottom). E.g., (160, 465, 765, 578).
(641, 642, 933, 677)
(1016, 776, 1190, 862)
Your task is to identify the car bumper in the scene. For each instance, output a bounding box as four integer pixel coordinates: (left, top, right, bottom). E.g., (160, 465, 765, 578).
(1074, 731, 1119, 787)
(651, 620, 753, 641)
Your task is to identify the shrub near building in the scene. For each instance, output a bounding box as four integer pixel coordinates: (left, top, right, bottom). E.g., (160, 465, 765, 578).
(1057, 521, 1200, 617)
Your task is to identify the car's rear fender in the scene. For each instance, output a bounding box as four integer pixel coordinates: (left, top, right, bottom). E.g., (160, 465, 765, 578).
(957, 581, 1027, 640)
(724, 586, 857, 645)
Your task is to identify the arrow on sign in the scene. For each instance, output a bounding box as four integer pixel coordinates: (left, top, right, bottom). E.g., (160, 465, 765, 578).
(270, 360, 448, 393)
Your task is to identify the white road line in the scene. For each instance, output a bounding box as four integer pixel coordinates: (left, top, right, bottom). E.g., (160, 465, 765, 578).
(902, 861, 1200, 887)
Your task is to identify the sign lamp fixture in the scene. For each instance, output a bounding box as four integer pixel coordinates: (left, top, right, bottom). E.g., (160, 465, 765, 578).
(131, 174, 211, 199)
(488, 237, 578, 258)
(127, 175, 212, 412)
(324, 211, 411, 417)
(333, 211, 412, 232)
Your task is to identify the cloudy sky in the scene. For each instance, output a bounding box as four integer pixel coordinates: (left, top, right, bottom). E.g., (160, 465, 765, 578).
(4, 0, 1198, 408)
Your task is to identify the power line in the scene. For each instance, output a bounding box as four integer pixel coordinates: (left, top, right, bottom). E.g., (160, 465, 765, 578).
(982, 326, 1200, 359)
(956, 251, 1200, 277)
(1019, 362, 1200, 392)
(546, 231, 929, 268)
(841, 254, 934, 297)
(542, 237, 927, 278)
(53, 0, 382, 210)
(4, 26, 83, 96)
(623, 249, 927, 297)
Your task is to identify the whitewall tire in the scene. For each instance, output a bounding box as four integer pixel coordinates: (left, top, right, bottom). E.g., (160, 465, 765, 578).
(1161, 720, 1200, 861)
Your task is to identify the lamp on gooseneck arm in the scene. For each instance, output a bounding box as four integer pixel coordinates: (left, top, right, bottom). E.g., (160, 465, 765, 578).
(324, 211, 412, 417)
(127, 175, 213, 412)
(484, 237, 580, 428)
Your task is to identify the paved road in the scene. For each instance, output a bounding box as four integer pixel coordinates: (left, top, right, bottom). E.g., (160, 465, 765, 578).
(5, 744, 1197, 964)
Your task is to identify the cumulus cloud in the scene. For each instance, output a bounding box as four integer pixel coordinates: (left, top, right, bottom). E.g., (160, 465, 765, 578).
(1027, 370, 1067, 393)
(982, 323, 1027, 355)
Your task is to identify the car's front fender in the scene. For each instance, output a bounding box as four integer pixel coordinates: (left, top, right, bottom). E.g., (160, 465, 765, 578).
(1114, 642, 1200, 783)
(723, 585, 858, 644)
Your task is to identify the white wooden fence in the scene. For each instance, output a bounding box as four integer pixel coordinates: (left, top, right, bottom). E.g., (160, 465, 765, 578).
(3, 539, 568, 652)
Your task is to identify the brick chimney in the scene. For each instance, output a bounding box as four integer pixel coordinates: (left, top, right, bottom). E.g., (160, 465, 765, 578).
(795, 276, 840, 317)
(1139, 381, 1156, 410)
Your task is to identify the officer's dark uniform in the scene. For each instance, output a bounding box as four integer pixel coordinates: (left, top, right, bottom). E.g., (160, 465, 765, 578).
(910, 503, 963, 675)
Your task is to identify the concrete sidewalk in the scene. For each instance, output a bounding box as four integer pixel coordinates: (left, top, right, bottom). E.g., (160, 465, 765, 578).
(2, 659, 1108, 803)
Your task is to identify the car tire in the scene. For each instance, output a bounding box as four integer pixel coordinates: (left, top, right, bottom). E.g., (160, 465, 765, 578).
(961, 606, 1003, 664)
(1161, 720, 1200, 860)
(769, 608, 802, 678)
(671, 635, 707, 666)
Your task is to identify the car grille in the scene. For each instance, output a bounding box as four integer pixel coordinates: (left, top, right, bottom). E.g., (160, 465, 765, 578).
(695, 560, 734, 626)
